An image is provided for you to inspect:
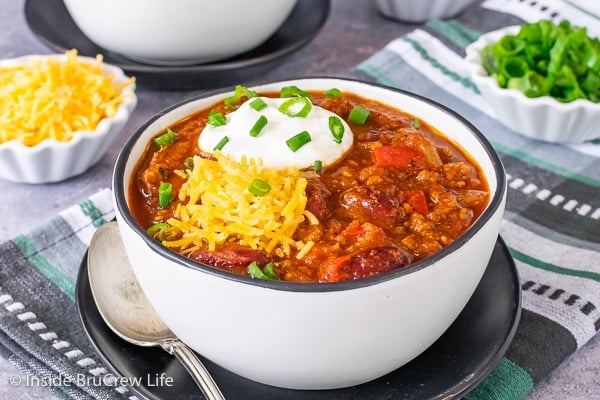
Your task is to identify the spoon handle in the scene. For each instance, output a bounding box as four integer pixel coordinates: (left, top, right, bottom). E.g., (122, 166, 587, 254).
(162, 339, 226, 400)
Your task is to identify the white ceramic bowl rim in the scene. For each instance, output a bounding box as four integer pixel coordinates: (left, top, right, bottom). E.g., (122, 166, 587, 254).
(113, 77, 506, 292)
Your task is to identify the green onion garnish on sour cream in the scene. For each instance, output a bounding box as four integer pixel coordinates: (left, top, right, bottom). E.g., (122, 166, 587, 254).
(328, 116, 345, 143)
(198, 91, 354, 170)
(286, 131, 311, 152)
(278, 97, 312, 118)
(314, 160, 323, 172)
(249, 98, 268, 111)
(213, 135, 229, 151)
(249, 115, 268, 137)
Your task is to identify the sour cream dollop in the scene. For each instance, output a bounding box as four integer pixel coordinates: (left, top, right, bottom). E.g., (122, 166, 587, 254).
(198, 97, 354, 169)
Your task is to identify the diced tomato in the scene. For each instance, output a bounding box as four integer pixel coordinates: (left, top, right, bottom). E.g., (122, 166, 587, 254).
(373, 145, 422, 168)
(339, 220, 362, 241)
(318, 255, 351, 282)
(398, 190, 429, 215)
(339, 220, 387, 248)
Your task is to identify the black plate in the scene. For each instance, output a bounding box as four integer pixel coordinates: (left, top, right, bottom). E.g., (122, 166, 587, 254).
(24, 0, 330, 90)
(75, 237, 520, 400)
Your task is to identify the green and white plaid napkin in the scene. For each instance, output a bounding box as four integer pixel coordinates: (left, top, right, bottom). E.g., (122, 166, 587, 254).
(1, 1, 599, 399)
(347, 1, 600, 398)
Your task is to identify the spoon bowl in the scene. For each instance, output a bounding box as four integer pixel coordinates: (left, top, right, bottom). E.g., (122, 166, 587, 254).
(87, 221, 225, 400)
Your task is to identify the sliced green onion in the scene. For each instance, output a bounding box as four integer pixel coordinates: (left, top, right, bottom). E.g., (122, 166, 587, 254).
(248, 178, 271, 196)
(482, 19, 600, 103)
(286, 131, 311, 152)
(278, 97, 312, 118)
(207, 109, 227, 127)
(249, 97, 268, 111)
(549, 64, 586, 102)
(213, 136, 230, 151)
(324, 88, 343, 97)
(581, 69, 600, 101)
(499, 56, 529, 81)
(249, 115, 268, 137)
(493, 35, 526, 57)
(348, 105, 370, 125)
(314, 160, 323, 172)
(224, 85, 258, 109)
(262, 262, 277, 279)
(507, 69, 547, 97)
(146, 222, 171, 236)
(154, 128, 177, 147)
(146, 223, 182, 241)
(481, 45, 499, 75)
(328, 116, 345, 143)
(247, 261, 277, 280)
(247, 262, 265, 279)
(280, 85, 311, 98)
(184, 157, 194, 170)
(412, 119, 421, 128)
(158, 182, 173, 209)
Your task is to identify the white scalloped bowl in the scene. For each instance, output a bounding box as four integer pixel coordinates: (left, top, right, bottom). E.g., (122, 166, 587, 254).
(373, 0, 476, 23)
(0, 54, 137, 184)
(465, 26, 600, 143)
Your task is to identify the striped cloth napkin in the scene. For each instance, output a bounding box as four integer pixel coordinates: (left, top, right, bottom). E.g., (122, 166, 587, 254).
(348, 0, 600, 398)
(1, 2, 599, 400)
(0, 188, 137, 400)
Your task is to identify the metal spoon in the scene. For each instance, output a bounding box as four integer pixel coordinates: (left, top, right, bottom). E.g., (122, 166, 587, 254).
(87, 221, 225, 400)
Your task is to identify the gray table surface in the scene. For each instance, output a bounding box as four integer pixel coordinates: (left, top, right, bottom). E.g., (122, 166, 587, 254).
(1, 0, 599, 399)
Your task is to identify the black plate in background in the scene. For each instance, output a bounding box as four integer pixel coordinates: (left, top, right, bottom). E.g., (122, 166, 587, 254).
(75, 237, 521, 400)
(24, 0, 330, 90)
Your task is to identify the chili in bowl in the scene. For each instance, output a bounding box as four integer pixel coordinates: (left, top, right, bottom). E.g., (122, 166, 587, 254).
(113, 78, 506, 389)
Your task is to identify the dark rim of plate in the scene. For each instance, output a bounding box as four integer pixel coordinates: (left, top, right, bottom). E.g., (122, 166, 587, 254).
(113, 77, 507, 292)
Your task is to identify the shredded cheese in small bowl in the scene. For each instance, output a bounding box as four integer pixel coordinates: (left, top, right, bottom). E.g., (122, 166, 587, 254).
(0, 49, 136, 183)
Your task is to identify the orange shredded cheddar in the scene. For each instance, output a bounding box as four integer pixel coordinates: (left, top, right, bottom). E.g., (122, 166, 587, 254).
(0, 49, 135, 146)
(164, 152, 309, 257)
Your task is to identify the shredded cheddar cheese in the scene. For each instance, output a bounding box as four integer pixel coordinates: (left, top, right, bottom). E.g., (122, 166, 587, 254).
(164, 152, 309, 257)
(0, 49, 135, 146)
(295, 240, 315, 260)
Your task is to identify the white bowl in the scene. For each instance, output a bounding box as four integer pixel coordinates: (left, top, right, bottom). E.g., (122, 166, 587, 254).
(0, 54, 136, 184)
(63, 0, 298, 65)
(373, 0, 476, 23)
(113, 78, 506, 389)
(465, 25, 600, 143)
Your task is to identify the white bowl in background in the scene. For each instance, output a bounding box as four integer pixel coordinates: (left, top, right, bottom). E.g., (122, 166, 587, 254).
(373, 0, 476, 23)
(0, 54, 136, 184)
(63, 0, 298, 65)
(113, 77, 506, 390)
(465, 25, 600, 143)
